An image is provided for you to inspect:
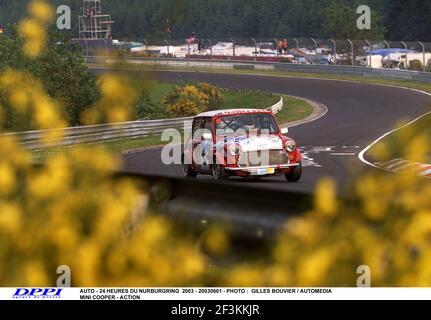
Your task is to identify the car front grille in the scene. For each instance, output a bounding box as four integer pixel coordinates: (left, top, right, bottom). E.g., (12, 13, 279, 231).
(238, 149, 289, 167)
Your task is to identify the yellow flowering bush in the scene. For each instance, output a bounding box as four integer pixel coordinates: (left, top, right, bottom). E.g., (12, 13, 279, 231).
(164, 83, 223, 117)
(2, 0, 431, 288)
(222, 119, 430, 287)
(0, 0, 207, 287)
(18, 0, 54, 57)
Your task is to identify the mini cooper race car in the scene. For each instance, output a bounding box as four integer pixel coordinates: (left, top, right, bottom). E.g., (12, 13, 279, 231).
(182, 109, 302, 182)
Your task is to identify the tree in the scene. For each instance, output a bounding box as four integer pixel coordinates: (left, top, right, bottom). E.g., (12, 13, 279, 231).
(322, 2, 386, 40)
(409, 59, 423, 71)
(386, 0, 431, 41)
(0, 27, 99, 130)
(3, 0, 431, 41)
(134, 91, 167, 120)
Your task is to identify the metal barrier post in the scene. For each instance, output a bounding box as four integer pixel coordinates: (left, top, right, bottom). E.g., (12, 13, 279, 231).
(311, 38, 317, 55)
(231, 38, 235, 57)
(207, 39, 213, 58)
(273, 38, 279, 57)
(400, 41, 408, 69)
(418, 41, 426, 71)
(330, 39, 336, 65)
(384, 40, 390, 68)
(251, 38, 258, 60)
(292, 38, 299, 49)
(143, 39, 148, 53)
(365, 40, 372, 68)
(165, 40, 170, 56)
(347, 39, 354, 66)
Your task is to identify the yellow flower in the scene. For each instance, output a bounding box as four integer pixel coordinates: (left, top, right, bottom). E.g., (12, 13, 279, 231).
(73, 242, 101, 286)
(18, 19, 46, 57)
(29, 0, 54, 24)
(0, 203, 22, 234)
(203, 226, 229, 256)
(225, 265, 264, 286)
(22, 261, 50, 287)
(314, 178, 338, 217)
(297, 249, 332, 286)
(10, 90, 30, 112)
(0, 163, 16, 194)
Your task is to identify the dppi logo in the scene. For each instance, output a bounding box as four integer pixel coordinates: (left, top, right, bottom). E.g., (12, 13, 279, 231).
(13, 288, 63, 299)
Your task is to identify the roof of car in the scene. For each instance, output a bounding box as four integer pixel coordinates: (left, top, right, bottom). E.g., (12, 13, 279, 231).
(196, 108, 272, 117)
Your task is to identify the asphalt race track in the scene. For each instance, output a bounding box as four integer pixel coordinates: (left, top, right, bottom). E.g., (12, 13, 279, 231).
(93, 69, 431, 193)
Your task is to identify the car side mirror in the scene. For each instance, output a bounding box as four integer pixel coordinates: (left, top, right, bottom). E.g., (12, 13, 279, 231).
(281, 127, 289, 135)
(202, 132, 213, 140)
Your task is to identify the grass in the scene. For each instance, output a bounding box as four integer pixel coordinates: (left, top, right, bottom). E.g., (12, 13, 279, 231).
(147, 81, 174, 102)
(220, 90, 279, 109)
(93, 62, 431, 94)
(31, 93, 313, 161)
(276, 95, 312, 124)
(31, 135, 164, 162)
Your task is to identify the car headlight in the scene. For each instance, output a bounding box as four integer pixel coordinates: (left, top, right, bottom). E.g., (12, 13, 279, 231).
(285, 140, 296, 152)
(228, 144, 241, 156)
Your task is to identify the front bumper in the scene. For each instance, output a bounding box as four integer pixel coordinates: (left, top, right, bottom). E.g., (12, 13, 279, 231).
(224, 163, 300, 175)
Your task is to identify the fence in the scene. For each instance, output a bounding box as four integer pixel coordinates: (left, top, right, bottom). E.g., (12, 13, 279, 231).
(88, 55, 431, 84)
(4, 98, 284, 150)
(101, 37, 431, 72)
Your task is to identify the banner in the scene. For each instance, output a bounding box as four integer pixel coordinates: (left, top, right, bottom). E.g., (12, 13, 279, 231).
(2, 288, 431, 301)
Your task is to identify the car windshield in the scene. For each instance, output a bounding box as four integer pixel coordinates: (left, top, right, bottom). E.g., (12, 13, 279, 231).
(214, 113, 279, 136)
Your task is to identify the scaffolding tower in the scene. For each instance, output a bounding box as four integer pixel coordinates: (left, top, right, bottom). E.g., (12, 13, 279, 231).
(79, 0, 114, 39)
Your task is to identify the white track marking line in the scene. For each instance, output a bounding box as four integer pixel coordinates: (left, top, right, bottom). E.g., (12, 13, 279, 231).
(357, 83, 431, 171)
(358, 104, 431, 171)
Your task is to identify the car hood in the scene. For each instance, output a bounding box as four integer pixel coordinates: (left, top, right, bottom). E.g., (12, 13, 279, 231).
(218, 135, 283, 152)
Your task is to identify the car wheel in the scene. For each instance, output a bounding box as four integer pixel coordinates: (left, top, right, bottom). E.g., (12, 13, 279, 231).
(212, 157, 229, 180)
(182, 153, 197, 178)
(285, 163, 302, 182)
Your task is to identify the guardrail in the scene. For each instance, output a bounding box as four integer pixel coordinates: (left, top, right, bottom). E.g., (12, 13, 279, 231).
(88, 56, 431, 84)
(4, 98, 283, 150)
(123, 172, 314, 239)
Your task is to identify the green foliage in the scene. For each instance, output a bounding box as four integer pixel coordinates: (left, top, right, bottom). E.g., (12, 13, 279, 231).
(386, 0, 431, 41)
(134, 91, 167, 120)
(409, 59, 424, 71)
(0, 28, 99, 130)
(35, 32, 99, 126)
(322, 1, 386, 40)
(0, 1, 429, 41)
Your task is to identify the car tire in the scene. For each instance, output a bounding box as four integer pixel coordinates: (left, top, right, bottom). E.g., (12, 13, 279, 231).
(182, 153, 197, 178)
(212, 157, 229, 180)
(285, 163, 302, 182)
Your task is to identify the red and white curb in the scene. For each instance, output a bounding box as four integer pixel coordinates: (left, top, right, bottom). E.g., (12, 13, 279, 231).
(375, 158, 431, 178)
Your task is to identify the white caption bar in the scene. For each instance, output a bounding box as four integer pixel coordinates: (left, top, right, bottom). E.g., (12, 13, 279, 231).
(1, 288, 431, 300)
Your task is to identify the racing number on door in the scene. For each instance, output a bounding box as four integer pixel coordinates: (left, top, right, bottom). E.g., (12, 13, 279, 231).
(192, 117, 213, 171)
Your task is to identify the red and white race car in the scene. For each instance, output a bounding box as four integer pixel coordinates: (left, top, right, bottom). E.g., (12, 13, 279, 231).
(182, 109, 302, 182)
